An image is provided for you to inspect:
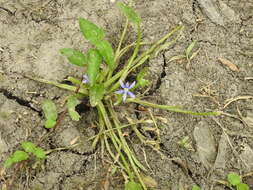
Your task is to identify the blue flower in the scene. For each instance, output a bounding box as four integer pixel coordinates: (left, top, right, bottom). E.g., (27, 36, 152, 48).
(115, 80, 136, 102)
(82, 74, 89, 84)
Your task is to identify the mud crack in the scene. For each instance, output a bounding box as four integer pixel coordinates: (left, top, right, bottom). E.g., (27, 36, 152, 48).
(148, 53, 167, 95)
(0, 7, 15, 16)
(0, 88, 42, 116)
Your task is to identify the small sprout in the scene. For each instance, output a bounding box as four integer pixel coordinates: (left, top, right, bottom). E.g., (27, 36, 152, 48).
(227, 172, 249, 190)
(115, 80, 136, 102)
(4, 142, 46, 168)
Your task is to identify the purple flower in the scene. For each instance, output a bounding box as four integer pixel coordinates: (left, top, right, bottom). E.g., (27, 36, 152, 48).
(82, 74, 89, 84)
(115, 80, 136, 102)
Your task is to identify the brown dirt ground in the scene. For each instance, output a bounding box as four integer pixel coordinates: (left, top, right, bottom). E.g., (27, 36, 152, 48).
(0, 0, 253, 190)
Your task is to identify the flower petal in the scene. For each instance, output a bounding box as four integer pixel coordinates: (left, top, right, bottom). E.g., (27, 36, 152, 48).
(125, 82, 130, 88)
(122, 92, 127, 102)
(120, 80, 125, 88)
(129, 81, 136, 89)
(127, 91, 135, 98)
(115, 89, 125, 94)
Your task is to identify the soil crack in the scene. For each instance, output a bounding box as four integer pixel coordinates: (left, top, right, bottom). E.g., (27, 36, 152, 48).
(0, 88, 42, 116)
(0, 7, 15, 16)
(148, 53, 167, 95)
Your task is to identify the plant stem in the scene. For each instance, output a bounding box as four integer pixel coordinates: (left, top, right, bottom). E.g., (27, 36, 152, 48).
(128, 98, 220, 116)
(107, 103, 147, 190)
(115, 19, 129, 57)
(97, 101, 134, 180)
(108, 23, 142, 93)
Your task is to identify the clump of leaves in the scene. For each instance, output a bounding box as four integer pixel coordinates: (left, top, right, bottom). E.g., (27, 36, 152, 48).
(4, 142, 46, 168)
(227, 172, 249, 190)
(30, 2, 219, 190)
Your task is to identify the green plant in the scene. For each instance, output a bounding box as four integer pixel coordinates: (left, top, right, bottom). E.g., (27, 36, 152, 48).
(4, 141, 46, 168)
(168, 40, 200, 69)
(192, 185, 201, 190)
(29, 2, 219, 189)
(227, 172, 249, 190)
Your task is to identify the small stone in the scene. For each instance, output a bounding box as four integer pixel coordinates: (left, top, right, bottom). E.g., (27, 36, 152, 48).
(0, 134, 8, 154)
(219, 1, 240, 23)
(213, 133, 228, 176)
(240, 143, 253, 172)
(197, 0, 225, 26)
(193, 121, 217, 169)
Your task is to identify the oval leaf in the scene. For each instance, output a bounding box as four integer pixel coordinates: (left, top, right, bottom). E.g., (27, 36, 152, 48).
(4, 157, 14, 168)
(87, 49, 102, 86)
(21, 141, 36, 153)
(236, 183, 249, 190)
(45, 119, 57, 129)
(192, 185, 201, 190)
(95, 40, 115, 70)
(60, 48, 87, 66)
(117, 2, 141, 24)
(12, 151, 29, 163)
(228, 173, 241, 186)
(89, 84, 105, 107)
(42, 100, 57, 121)
(33, 147, 46, 159)
(67, 96, 81, 121)
(79, 18, 105, 44)
(125, 181, 142, 190)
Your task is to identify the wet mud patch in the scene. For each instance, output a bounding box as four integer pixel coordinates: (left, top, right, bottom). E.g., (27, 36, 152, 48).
(1, 0, 253, 189)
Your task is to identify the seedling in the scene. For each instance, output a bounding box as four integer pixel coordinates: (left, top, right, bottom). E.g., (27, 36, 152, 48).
(227, 172, 249, 190)
(28, 2, 219, 189)
(4, 141, 46, 168)
(177, 136, 194, 151)
(168, 40, 200, 69)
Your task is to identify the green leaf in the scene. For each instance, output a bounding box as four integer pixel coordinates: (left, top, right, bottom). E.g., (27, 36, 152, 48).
(185, 40, 197, 59)
(21, 141, 36, 153)
(89, 84, 105, 107)
(45, 119, 57, 129)
(4, 157, 14, 168)
(192, 185, 201, 190)
(95, 40, 115, 70)
(87, 49, 102, 86)
(136, 67, 150, 88)
(228, 173, 241, 186)
(42, 100, 57, 121)
(117, 2, 141, 24)
(60, 48, 87, 66)
(125, 181, 142, 190)
(12, 151, 29, 163)
(79, 18, 105, 44)
(67, 96, 81, 121)
(33, 147, 46, 159)
(237, 183, 249, 190)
